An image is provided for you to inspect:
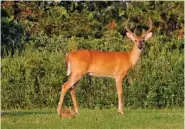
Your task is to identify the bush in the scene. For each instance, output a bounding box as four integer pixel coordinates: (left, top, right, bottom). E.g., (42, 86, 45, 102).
(1, 17, 25, 57)
(1, 32, 184, 109)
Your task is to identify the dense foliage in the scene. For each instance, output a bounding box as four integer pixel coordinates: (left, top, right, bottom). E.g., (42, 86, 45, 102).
(1, 1, 184, 109)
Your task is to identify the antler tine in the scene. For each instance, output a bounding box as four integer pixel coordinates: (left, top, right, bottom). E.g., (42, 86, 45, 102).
(134, 29, 136, 34)
(142, 17, 152, 37)
(147, 17, 152, 33)
(125, 18, 135, 36)
(125, 19, 131, 32)
(142, 29, 146, 34)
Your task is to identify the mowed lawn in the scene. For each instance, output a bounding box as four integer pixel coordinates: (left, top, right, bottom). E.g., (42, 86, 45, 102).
(1, 108, 184, 129)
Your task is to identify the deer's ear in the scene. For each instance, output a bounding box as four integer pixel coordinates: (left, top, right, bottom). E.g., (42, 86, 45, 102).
(126, 32, 135, 41)
(126, 32, 135, 42)
(144, 32, 152, 40)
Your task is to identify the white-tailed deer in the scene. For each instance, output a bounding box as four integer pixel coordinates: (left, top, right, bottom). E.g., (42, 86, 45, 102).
(57, 18, 152, 117)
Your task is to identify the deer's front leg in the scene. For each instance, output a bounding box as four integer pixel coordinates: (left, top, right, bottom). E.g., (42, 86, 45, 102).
(115, 76, 124, 115)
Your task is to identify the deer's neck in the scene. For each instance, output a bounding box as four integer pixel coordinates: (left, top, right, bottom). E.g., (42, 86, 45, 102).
(129, 44, 142, 66)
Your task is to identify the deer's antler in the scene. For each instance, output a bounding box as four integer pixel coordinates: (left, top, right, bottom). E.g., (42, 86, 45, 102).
(125, 18, 136, 37)
(142, 18, 153, 37)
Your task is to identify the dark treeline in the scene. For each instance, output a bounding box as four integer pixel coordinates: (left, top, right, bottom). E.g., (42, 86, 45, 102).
(1, 1, 184, 109)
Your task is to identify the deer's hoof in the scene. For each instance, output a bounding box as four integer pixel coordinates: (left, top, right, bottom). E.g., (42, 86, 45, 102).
(118, 110, 124, 115)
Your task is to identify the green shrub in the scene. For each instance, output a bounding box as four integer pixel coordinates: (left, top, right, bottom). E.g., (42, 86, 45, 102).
(1, 32, 184, 109)
(1, 17, 25, 57)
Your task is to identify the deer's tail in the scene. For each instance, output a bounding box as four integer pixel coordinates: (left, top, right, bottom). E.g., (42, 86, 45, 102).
(65, 53, 71, 76)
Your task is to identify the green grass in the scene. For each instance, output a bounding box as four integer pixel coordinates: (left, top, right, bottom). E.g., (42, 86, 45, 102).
(1, 108, 184, 129)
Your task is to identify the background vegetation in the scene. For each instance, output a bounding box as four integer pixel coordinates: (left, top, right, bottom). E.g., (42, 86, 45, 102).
(1, 1, 184, 109)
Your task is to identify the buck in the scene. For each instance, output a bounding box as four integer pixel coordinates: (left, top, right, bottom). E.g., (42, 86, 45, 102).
(57, 18, 153, 117)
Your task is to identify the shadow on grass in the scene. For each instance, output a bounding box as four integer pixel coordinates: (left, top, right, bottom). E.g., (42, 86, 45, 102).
(1, 110, 55, 117)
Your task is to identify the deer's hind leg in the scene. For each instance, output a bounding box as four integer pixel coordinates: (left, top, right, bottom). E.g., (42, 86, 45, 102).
(70, 83, 79, 114)
(57, 73, 82, 117)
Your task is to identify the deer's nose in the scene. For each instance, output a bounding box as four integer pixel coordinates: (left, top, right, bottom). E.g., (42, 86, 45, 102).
(139, 40, 143, 44)
(138, 41, 143, 50)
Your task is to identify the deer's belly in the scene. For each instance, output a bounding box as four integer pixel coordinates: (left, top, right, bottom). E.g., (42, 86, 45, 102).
(88, 72, 114, 78)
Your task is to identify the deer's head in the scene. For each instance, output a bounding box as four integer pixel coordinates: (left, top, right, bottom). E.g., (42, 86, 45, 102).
(125, 18, 153, 50)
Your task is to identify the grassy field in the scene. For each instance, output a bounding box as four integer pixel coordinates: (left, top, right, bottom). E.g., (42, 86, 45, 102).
(1, 108, 184, 129)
